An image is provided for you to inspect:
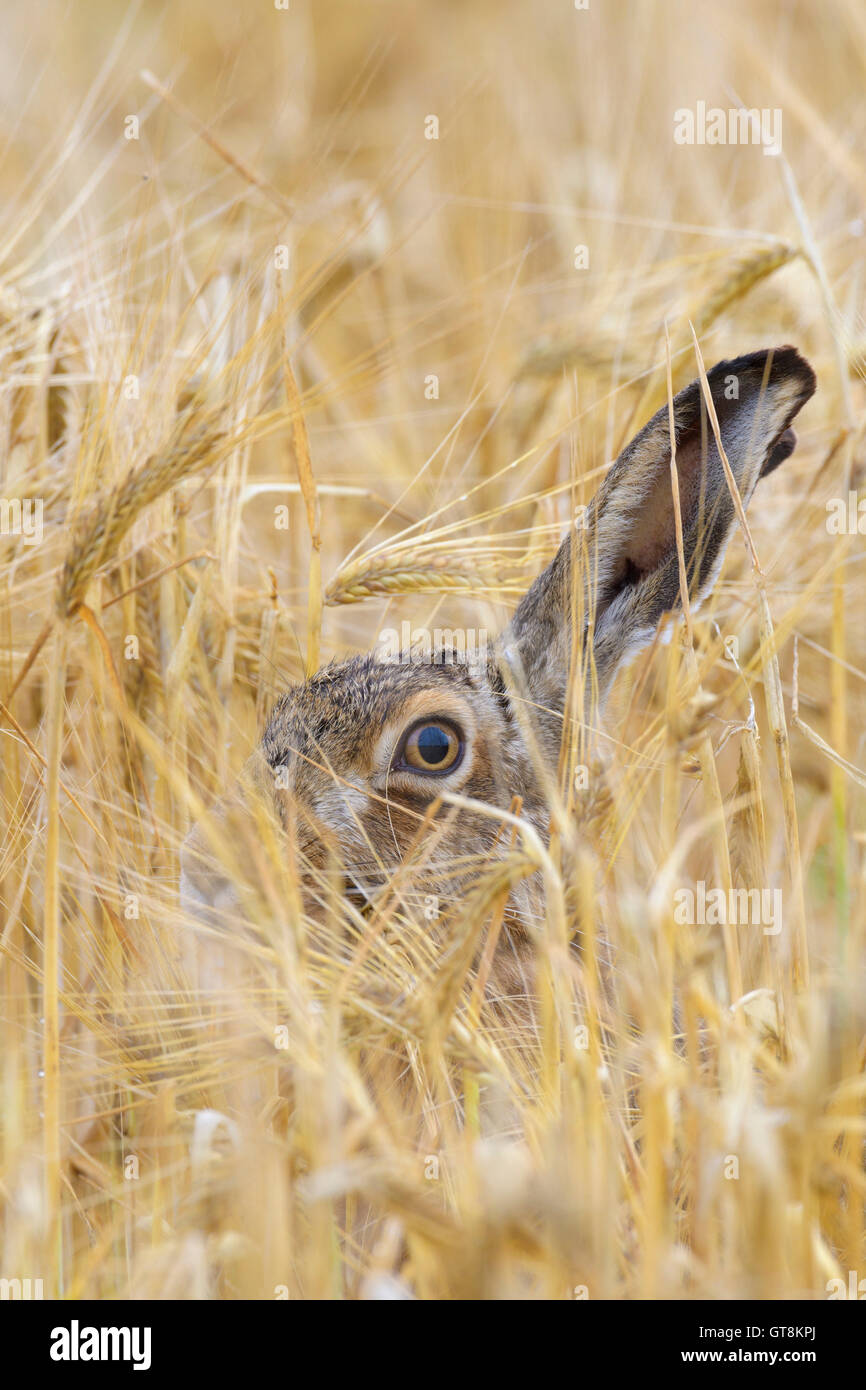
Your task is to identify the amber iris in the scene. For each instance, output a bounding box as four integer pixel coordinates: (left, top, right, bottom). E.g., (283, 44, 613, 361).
(398, 719, 463, 774)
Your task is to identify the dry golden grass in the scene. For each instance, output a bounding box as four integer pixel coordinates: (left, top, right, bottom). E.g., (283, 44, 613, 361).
(1, 0, 864, 1300)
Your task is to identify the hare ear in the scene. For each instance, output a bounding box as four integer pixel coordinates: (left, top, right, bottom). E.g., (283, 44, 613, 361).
(501, 346, 816, 716)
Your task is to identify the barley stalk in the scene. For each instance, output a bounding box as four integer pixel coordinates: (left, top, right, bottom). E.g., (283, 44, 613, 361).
(756, 587, 809, 991)
(140, 69, 294, 217)
(57, 401, 229, 619)
(689, 242, 799, 338)
(780, 158, 856, 950)
(280, 333, 323, 675)
(43, 619, 68, 1292)
(326, 549, 513, 604)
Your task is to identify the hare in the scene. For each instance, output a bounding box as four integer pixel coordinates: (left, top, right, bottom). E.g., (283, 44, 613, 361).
(181, 346, 815, 1004)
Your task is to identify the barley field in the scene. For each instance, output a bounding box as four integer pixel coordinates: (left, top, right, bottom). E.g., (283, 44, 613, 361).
(1, 0, 864, 1302)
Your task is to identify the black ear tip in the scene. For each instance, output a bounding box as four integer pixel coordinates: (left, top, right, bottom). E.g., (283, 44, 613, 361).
(771, 344, 817, 400)
(761, 426, 797, 478)
(709, 345, 817, 404)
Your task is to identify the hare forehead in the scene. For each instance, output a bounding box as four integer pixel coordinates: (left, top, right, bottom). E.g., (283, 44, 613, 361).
(263, 653, 498, 767)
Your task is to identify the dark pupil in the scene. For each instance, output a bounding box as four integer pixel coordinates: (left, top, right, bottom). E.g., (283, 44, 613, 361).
(417, 725, 450, 765)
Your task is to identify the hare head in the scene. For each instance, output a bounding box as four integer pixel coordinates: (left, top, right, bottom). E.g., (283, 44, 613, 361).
(181, 347, 815, 942)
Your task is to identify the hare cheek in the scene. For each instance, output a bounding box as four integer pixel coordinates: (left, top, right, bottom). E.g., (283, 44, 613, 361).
(312, 783, 370, 843)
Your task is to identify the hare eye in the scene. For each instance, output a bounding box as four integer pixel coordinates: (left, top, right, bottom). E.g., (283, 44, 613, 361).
(397, 719, 463, 775)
